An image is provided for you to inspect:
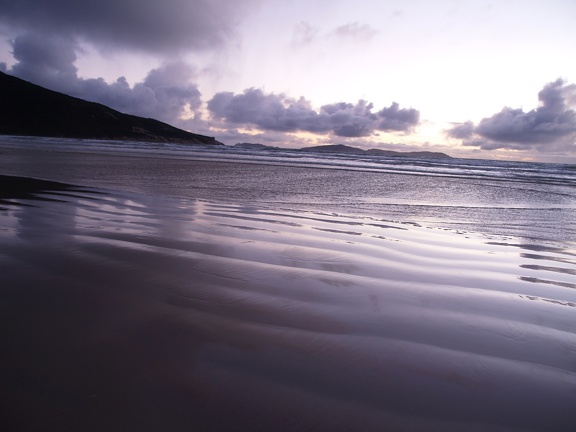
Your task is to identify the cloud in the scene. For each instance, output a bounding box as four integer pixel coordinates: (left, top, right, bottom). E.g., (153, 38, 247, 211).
(7, 32, 202, 124)
(321, 100, 377, 137)
(208, 89, 331, 133)
(208, 88, 419, 137)
(377, 102, 420, 131)
(81, 62, 202, 122)
(9, 33, 79, 91)
(292, 21, 319, 46)
(476, 79, 576, 144)
(446, 79, 576, 151)
(293, 21, 377, 47)
(0, 0, 256, 126)
(446, 121, 474, 139)
(329, 22, 378, 41)
(4, 28, 419, 139)
(0, 0, 254, 54)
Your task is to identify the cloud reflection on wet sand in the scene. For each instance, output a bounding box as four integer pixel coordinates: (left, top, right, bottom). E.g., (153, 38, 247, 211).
(0, 177, 575, 431)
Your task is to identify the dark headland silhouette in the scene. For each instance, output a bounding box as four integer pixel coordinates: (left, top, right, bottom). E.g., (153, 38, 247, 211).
(302, 144, 451, 158)
(234, 143, 452, 159)
(0, 71, 223, 145)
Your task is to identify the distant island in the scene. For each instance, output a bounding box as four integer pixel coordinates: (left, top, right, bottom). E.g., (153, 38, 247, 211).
(0, 72, 223, 145)
(233, 143, 452, 159)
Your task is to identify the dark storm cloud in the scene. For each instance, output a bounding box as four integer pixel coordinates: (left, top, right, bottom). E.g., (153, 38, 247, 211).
(0, 0, 253, 126)
(446, 79, 576, 151)
(208, 89, 419, 137)
(0, 0, 252, 53)
(9, 33, 79, 91)
(7, 33, 201, 124)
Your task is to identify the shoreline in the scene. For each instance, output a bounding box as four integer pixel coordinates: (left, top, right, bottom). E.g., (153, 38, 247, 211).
(1, 141, 575, 247)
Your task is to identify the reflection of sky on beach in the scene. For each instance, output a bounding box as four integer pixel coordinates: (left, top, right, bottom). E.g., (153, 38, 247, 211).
(80, 190, 576, 298)
(16, 200, 77, 243)
(2, 183, 576, 430)
(3, 185, 574, 297)
(0, 208, 19, 239)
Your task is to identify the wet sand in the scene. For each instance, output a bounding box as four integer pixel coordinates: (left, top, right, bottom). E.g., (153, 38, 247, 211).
(1, 175, 575, 431)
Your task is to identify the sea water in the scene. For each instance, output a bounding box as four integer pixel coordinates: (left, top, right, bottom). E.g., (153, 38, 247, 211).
(1, 135, 574, 246)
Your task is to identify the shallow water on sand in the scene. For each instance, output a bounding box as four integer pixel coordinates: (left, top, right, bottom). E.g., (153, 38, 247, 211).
(1, 176, 575, 431)
(1, 136, 575, 246)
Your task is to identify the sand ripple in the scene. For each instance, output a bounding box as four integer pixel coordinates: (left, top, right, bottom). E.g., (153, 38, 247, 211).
(1, 180, 575, 431)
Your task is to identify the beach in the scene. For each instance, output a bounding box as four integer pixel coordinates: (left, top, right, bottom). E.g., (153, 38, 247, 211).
(1, 141, 576, 431)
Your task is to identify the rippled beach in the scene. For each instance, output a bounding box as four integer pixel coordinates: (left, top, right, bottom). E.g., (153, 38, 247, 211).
(1, 138, 575, 431)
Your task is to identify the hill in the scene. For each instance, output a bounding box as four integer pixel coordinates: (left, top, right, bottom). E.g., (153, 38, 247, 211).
(301, 144, 451, 158)
(301, 144, 366, 154)
(0, 72, 223, 145)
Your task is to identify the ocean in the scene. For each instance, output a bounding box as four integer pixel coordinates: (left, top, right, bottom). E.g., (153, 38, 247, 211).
(1, 135, 575, 245)
(1, 135, 576, 431)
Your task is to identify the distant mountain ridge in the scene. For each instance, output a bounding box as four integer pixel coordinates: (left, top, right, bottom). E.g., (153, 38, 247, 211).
(302, 144, 451, 158)
(233, 143, 451, 159)
(0, 72, 223, 145)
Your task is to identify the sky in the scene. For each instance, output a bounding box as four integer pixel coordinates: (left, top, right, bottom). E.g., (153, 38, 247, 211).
(0, 0, 575, 162)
